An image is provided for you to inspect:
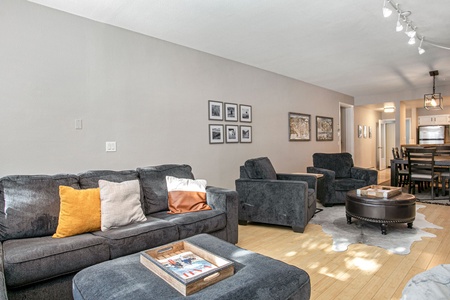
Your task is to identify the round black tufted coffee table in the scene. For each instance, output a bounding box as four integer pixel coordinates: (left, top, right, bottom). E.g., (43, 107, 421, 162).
(346, 189, 416, 235)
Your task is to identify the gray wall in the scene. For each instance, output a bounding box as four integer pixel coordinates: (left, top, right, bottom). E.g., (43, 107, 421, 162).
(0, 0, 354, 189)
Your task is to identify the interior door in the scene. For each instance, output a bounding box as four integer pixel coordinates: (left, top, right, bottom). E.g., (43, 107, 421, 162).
(377, 120, 387, 170)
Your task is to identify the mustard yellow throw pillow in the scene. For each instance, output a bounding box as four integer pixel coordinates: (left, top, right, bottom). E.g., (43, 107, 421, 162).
(53, 186, 101, 238)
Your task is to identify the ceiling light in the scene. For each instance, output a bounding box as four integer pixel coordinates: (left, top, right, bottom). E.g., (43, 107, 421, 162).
(406, 27, 416, 38)
(384, 106, 395, 113)
(424, 70, 443, 110)
(395, 6, 403, 32)
(418, 38, 425, 54)
(396, 19, 403, 32)
(383, 0, 392, 17)
(382, 1, 450, 54)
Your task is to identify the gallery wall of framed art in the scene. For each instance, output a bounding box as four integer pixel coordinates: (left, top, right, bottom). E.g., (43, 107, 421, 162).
(208, 100, 252, 144)
(289, 112, 333, 142)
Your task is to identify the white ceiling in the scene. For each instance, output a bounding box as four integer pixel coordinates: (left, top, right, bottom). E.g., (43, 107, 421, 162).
(29, 0, 450, 102)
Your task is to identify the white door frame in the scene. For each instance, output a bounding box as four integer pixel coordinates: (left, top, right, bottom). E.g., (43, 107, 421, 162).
(339, 103, 354, 155)
(377, 119, 395, 170)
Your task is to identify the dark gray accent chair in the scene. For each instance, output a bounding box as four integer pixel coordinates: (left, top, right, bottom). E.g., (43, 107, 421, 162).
(307, 153, 378, 206)
(235, 157, 317, 233)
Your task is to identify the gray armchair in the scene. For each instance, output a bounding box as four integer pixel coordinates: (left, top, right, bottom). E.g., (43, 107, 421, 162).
(235, 157, 317, 233)
(307, 153, 378, 206)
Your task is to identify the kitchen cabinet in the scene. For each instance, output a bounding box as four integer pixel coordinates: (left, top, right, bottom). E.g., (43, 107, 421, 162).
(418, 115, 450, 126)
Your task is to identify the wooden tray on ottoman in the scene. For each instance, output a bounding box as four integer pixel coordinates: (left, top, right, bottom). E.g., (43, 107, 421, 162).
(140, 240, 234, 296)
(356, 185, 402, 199)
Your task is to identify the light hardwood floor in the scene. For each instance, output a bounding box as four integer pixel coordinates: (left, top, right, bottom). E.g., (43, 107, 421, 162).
(236, 169, 450, 299)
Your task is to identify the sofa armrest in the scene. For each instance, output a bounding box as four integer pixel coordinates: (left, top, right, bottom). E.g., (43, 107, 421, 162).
(351, 167, 378, 185)
(235, 178, 310, 230)
(277, 173, 317, 190)
(206, 186, 238, 244)
(0, 245, 7, 300)
(307, 166, 336, 205)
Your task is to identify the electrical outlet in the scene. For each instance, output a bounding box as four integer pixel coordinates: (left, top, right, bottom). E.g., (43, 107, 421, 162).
(106, 141, 116, 152)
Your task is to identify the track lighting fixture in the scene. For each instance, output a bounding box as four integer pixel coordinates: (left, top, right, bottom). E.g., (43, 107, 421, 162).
(418, 38, 425, 55)
(383, 0, 392, 17)
(382, 0, 450, 53)
(395, 14, 403, 32)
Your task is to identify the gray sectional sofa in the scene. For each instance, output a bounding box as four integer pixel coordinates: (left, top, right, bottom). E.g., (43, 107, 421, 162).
(0, 164, 238, 300)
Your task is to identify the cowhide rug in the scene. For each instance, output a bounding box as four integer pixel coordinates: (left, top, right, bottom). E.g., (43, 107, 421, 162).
(310, 204, 442, 255)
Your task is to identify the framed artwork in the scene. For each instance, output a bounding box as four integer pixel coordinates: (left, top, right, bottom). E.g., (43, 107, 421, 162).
(239, 104, 252, 123)
(369, 126, 372, 139)
(316, 116, 333, 141)
(224, 103, 238, 121)
(289, 112, 311, 141)
(358, 125, 363, 138)
(225, 125, 239, 143)
(240, 125, 252, 143)
(209, 124, 224, 144)
(363, 125, 367, 138)
(208, 100, 223, 121)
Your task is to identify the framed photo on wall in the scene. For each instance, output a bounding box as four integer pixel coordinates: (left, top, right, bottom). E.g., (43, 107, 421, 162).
(209, 124, 224, 144)
(358, 125, 363, 138)
(208, 100, 223, 121)
(224, 103, 238, 121)
(240, 125, 252, 143)
(225, 125, 239, 143)
(289, 112, 311, 141)
(239, 104, 252, 123)
(316, 116, 333, 141)
(363, 125, 367, 138)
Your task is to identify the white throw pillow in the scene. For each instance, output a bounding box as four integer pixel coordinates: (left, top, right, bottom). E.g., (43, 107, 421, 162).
(98, 179, 147, 231)
(165, 176, 211, 214)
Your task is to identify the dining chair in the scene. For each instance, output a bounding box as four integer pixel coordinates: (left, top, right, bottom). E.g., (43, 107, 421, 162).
(436, 145, 450, 198)
(392, 147, 409, 187)
(407, 147, 439, 200)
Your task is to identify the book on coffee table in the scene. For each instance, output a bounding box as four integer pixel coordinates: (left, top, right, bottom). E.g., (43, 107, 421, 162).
(157, 250, 218, 279)
(140, 241, 234, 296)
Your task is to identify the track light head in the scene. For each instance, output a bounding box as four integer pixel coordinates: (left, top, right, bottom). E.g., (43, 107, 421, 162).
(418, 38, 425, 54)
(408, 36, 416, 45)
(383, 0, 392, 17)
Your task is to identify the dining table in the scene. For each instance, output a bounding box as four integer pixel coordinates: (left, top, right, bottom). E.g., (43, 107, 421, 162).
(390, 156, 450, 187)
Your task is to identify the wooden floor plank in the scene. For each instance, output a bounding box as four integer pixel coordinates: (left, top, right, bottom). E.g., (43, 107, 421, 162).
(236, 202, 450, 299)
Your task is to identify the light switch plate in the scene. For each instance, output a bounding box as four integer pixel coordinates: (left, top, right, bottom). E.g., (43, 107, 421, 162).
(106, 141, 116, 152)
(75, 119, 82, 130)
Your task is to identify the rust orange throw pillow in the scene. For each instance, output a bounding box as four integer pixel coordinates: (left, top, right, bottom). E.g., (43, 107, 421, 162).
(53, 186, 101, 238)
(166, 176, 211, 214)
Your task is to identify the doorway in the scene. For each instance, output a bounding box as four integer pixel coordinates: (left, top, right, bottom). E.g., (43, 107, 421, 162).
(377, 119, 395, 170)
(339, 103, 354, 155)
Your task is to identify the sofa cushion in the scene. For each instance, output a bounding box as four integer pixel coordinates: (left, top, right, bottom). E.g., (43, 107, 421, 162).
(78, 170, 139, 189)
(0, 174, 80, 241)
(150, 210, 226, 240)
(53, 186, 101, 238)
(99, 179, 147, 231)
(166, 176, 211, 214)
(137, 165, 194, 214)
(244, 157, 277, 180)
(92, 217, 179, 259)
(312, 153, 354, 178)
(3, 234, 109, 288)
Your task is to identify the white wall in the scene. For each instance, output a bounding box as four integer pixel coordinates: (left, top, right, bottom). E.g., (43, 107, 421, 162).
(353, 107, 381, 168)
(0, 0, 354, 189)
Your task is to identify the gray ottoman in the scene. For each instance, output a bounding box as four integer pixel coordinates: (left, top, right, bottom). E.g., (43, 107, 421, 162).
(73, 234, 310, 300)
